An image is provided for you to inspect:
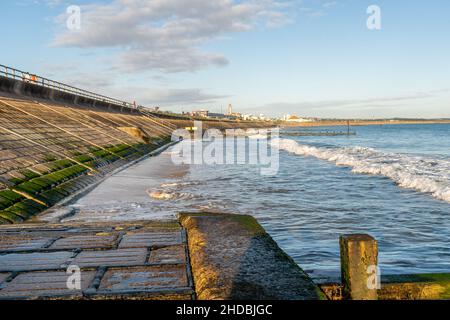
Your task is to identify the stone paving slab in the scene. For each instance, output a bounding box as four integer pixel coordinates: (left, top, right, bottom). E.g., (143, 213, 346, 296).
(0, 221, 194, 300)
(0, 270, 97, 299)
(149, 245, 186, 265)
(0, 235, 54, 252)
(71, 248, 148, 268)
(49, 234, 118, 250)
(119, 231, 183, 248)
(98, 265, 189, 294)
(0, 251, 74, 272)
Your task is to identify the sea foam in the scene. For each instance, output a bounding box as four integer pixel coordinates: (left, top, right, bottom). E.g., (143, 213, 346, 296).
(272, 138, 450, 203)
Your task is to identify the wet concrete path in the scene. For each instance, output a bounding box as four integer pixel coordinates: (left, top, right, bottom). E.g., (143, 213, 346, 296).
(0, 220, 194, 299)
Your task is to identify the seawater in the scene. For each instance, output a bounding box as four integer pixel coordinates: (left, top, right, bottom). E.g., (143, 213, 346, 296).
(69, 123, 450, 280)
(160, 124, 450, 279)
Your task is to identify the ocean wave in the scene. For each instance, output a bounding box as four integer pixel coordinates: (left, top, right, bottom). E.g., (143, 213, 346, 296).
(147, 190, 196, 201)
(160, 182, 180, 188)
(272, 138, 450, 203)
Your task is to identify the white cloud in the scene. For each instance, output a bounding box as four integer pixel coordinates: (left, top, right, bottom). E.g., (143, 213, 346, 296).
(53, 0, 294, 73)
(256, 90, 450, 118)
(114, 87, 230, 106)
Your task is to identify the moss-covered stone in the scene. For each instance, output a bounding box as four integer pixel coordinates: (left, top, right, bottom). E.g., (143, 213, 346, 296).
(74, 154, 94, 163)
(0, 190, 24, 203)
(30, 177, 54, 189)
(0, 140, 171, 224)
(0, 215, 11, 224)
(5, 204, 36, 219)
(15, 181, 44, 195)
(381, 273, 450, 300)
(8, 177, 26, 186)
(22, 199, 47, 211)
(48, 159, 75, 171)
(0, 210, 24, 223)
(0, 196, 14, 210)
(40, 189, 66, 206)
(19, 169, 40, 180)
(43, 154, 58, 162)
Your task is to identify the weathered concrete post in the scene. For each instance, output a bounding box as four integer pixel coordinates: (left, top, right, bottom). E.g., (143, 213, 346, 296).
(340, 234, 378, 300)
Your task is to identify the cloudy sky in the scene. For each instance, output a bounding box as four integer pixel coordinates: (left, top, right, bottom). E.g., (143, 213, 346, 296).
(1, 0, 450, 118)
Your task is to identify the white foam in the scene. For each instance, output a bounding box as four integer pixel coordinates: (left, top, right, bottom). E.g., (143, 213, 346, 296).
(147, 189, 196, 201)
(272, 138, 450, 203)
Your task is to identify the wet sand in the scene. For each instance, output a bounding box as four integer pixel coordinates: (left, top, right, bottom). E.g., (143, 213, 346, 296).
(46, 148, 189, 223)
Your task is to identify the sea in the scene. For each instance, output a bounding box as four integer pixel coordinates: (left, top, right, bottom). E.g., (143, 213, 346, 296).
(66, 123, 450, 281)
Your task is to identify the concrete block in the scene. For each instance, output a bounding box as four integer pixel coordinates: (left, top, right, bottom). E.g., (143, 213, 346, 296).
(340, 234, 378, 300)
(49, 234, 118, 250)
(98, 266, 189, 293)
(71, 248, 147, 268)
(0, 235, 54, 252)
(119, 232, 182, 248)
(0, 270, 96, 299)
(0, 251, 73, 272)
(179, 212, 324, 300)
(149, 245, 186, 265)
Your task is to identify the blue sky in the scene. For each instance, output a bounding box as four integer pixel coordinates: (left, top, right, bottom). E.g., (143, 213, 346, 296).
(1, 0, 450, 118)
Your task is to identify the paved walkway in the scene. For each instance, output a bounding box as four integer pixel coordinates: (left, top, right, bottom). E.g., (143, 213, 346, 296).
(0, 220, 194, 299)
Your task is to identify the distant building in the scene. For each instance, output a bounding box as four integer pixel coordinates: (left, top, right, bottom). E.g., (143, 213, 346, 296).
(190, 110, 209, 117)
(209, 112, 238, 120)
(227, 104, 233, 115)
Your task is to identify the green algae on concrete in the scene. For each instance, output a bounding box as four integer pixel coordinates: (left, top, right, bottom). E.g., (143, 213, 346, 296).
(320, 273, 450, 300)
(0, 140, 170, 225)
(380, 273, 450, 300)
(178, 212, 325, 300)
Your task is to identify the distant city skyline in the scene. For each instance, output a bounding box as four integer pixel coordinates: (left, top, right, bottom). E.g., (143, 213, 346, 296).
(1, 0, 450, 118)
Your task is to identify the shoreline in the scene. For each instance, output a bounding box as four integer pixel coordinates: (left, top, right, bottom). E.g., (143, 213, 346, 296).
(280, 119, 450, 128)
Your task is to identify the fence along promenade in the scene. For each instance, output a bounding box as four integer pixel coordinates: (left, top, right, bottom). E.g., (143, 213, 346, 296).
(0, 64, 176, 133)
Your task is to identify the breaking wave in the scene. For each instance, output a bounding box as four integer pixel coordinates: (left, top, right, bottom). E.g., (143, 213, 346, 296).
(147, 190, 196, 201)
(272, 138, 450, 203)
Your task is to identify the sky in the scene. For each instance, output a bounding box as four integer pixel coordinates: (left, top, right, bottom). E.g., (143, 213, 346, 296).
(1, 0, 450, 118)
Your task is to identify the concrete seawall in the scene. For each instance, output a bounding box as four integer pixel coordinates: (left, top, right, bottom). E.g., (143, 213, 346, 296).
(0, 83, 174, 224)
(0, 79, 277, 224)
(0, 76, 138, 114)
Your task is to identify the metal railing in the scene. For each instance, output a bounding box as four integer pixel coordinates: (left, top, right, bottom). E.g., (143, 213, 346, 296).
(0, 64, 138, 111)
(0, 64, 179, 131)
